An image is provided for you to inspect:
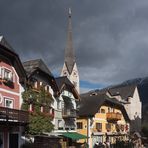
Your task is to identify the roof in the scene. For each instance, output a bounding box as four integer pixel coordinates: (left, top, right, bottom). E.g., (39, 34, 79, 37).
(64, 9, 76, 74)
(78, 93, 130, 121)
(108, 85, 136, 100)
(0, 36, 26, 82)
(0, 36, 15, 52)
(23, 59, 53, 77)
(55, 76, 79, 99)
(85, 84, 136, 101)
(55, 76, 74, 89)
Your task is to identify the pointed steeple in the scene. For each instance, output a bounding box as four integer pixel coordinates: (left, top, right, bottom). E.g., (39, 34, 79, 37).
(64, 8, 75, 74)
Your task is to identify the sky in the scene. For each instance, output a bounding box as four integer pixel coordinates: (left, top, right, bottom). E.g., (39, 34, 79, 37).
(1, 0, 148, 93)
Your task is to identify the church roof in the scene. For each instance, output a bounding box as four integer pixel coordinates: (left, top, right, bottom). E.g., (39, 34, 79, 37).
(64, 8, 76, 74)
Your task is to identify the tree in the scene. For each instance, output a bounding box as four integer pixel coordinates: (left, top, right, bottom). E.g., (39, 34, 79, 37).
(22, 86, 54, 135)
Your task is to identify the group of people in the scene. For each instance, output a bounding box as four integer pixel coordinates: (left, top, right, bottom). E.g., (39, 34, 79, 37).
(94, 141, 110, 148)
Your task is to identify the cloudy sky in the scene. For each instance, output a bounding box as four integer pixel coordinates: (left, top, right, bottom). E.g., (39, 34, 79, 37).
(1, 0, 148, 92)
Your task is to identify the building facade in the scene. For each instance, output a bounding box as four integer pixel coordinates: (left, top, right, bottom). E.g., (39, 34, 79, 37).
(106, 85, 142, 133)
(77, 93, 130, 148)
(53, 76, 79, 133)
(0, 36, 29, 148)
(23, 59, 58, 121)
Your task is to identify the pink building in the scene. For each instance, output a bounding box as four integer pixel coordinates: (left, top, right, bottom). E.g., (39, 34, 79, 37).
(0, 36, 28, 148)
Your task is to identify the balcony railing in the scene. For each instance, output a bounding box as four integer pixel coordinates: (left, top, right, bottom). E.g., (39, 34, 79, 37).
(106, 112, 122, 122)
(0, 106, 29, 125)
(62, 109, 77, 118)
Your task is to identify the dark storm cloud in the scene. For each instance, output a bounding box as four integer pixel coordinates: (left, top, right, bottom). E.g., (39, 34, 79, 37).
(1, 0, 148, 89)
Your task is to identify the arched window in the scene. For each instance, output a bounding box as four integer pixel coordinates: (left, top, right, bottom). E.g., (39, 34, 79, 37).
(101, 108, 105, 113)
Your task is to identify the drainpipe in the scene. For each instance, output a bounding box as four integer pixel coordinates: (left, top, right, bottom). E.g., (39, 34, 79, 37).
(87, 117, 91, 147)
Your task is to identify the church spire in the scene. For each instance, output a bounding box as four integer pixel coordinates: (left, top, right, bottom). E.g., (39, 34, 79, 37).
(64, 8, 75, 74)
(61, 8, 80, 93)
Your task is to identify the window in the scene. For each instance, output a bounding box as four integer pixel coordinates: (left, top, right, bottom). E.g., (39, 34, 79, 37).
(101, 109, 105, 113)
(57, 100, 61, 110)
(58, 120, 63, 130)
(3, 68, 13, 82)
(108, 107, 111, 113)
(77, 122, 83, 129)
(106, 123, 111, 131)
(5, 98, 13, 108)
(96, 123, 102, 131)
(46, 86, 49, 92)
(68, 92, 72, 97)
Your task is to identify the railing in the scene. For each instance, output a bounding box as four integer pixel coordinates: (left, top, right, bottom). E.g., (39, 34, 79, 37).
(0, 106, 29, 125)
(62, 109, 77, 118)
(106, 112, 122, 122)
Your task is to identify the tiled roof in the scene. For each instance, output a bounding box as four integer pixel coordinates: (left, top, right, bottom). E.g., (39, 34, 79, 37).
(55, 76, 79, 99)
(23, 59, 53, 77)
(55, 76, 74, 90)
(108, 85, 136, 99)
(0, 36, 26, 81)
(78, 93, 129, 121)
(0, 36, 15, 53)
(84, 84, 136, 101)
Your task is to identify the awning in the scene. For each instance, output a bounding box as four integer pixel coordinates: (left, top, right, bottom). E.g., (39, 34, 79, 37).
(61, 132, 87, 140)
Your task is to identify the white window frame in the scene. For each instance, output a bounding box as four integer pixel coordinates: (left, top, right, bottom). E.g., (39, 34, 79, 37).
(4, 97, 14, 109)
(1, 67, 14, 82)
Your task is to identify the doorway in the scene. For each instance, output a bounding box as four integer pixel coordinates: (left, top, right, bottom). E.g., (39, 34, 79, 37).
(9, 133, 18, 148)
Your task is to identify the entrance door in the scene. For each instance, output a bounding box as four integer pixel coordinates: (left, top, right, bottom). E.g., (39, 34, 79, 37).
(9, 134, 18, 148)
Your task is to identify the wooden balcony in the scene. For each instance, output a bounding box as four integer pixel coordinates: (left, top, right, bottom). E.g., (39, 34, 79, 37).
(106, 112, 122, 122)
(62, 109, 77, 118)
(0, 106, 29, 126)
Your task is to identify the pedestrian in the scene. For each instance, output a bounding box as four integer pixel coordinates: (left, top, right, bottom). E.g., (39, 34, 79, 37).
(94, 141, 99, 148)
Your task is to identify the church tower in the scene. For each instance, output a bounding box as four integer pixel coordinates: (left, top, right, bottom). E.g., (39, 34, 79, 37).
(61, 8, 79, 93)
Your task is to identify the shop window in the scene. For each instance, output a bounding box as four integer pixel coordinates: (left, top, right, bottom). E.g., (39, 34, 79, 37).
(77, 122, 83, 129)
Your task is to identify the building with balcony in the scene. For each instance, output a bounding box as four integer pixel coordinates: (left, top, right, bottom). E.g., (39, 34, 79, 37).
(106, 84, 142, 133)
(54, 76, 79, 132)
(0, 36, 29, 148)
(77, 93, 130, 148)
(23, 59, 59, 120)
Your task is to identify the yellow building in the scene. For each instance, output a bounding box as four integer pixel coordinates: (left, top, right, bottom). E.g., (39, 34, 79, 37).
(77, 93, 130, 148)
